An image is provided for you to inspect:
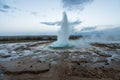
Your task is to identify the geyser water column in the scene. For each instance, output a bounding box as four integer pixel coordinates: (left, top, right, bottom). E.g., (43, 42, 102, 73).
(49, 11, 71, 48)
(57, 12, 69, 46)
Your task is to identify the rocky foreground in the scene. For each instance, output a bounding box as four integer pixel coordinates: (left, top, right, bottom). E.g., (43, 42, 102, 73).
(0, 41, 120, 80)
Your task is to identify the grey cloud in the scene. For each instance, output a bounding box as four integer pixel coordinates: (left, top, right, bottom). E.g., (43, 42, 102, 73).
(0, 3, 11, 12)
(62, 0, 94, 10)
(2, 4, 10, 9)
(0, 0, 16, 13)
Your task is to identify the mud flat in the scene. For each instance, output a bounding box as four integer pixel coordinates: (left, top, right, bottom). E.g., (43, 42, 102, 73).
(0, 41, 120, 80)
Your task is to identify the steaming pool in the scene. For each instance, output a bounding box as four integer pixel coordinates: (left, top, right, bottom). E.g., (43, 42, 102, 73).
(0, 40, 120, 63)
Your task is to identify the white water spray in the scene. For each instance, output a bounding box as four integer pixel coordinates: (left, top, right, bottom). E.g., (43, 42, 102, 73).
(57, 12, 69, 46)
(49, 11, 71, 48)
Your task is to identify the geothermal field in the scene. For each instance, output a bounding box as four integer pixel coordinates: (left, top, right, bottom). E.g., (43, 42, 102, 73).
(0, 0, 120, 80)
(0, 39, 120, 80)
(0, 12, 120, 80)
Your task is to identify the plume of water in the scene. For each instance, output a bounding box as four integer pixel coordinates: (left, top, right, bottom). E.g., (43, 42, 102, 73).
(57, 12, 69, 46)
(49, 11, 72, 48)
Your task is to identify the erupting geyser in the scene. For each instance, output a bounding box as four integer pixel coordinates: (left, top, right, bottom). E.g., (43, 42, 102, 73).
(49, 11, 72, 48)
(41, 11, 81, 49)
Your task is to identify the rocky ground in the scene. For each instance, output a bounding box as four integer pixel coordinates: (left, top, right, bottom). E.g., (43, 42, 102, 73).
(0, 41, 120, 80)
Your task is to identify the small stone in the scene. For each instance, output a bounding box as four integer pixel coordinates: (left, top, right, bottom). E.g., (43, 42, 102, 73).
(111, 59, 114, 61)
(105, 62, 109, 65)
(30, 65, 33, 68)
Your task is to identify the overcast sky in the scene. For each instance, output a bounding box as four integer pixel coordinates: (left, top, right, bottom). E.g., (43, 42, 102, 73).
(0, 0, 120, 35)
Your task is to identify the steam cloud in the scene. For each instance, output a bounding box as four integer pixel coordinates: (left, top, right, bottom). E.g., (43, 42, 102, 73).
(40, 20, 81, 26)
(80, 26, 120, 41)
(62, 0, 94, 10)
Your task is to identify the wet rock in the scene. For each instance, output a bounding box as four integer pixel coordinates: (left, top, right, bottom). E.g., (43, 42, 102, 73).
(92, 57, 108, 63)
(69, 58, 89, 64)
(0, 70, 4, 77)
(14, 45, 31, 51)
(39, 57, 46, 63)
(50, 61, 58, 65)
(105, 62, 109, 65)
(71, 76, 113, 80)
(98, 53, 112, 57)
(0, 49, 11, 58)
(0, 57, 50, 74)
(110, 64, 120, 71)
(0, 50, 11, 58)
(0, 53, 11, 58)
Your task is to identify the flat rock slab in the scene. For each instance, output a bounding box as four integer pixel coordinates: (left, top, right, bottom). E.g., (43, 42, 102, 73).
(0, 56, 49, 74)
(67, 58, 89, 64)
(71, 76, 113, 80)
